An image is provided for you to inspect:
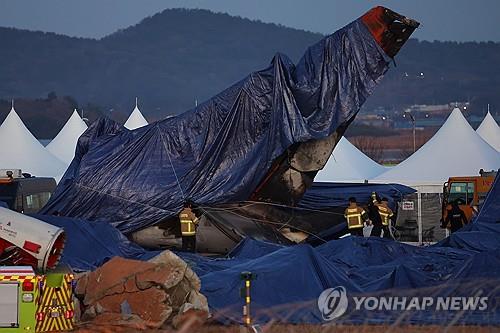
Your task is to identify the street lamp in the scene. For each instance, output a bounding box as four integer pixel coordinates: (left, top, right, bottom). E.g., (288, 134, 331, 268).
(403, 111, 416, 153)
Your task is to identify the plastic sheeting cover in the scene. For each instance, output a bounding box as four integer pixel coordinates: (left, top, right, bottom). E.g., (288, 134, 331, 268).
(32, 214, 157, 271)
(299, 182, 415, 211)
(178, 174, 500, 325)
(33, 175, 498, 323)
(41, 17, 392, 233)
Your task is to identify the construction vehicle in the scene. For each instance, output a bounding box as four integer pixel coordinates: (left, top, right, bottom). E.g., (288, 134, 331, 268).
(0, 169, 56, 214)
(0, 207, 75, 332)
(441, 169, 497, 226)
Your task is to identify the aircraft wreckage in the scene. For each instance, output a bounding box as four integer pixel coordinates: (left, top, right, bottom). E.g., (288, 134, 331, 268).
(41, 7, 419, 252)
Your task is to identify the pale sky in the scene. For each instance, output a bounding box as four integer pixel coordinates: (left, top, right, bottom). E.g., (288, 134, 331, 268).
(0, 0, 499, 41)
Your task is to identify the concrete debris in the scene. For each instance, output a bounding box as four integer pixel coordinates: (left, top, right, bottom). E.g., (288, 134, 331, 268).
(75, 252, 209, 330)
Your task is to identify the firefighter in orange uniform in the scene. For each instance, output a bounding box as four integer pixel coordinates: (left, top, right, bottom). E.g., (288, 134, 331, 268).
(377, 197, 394, 238)
(344, 197, 369, 236)
(179, 201, 199, 252)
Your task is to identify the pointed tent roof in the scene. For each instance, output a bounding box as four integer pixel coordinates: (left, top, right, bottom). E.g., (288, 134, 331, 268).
(373, 108, 500, 186)
(46, 109, 88, 165)
(476, 111, 500, 152)
(124, 98, 148, 130)
(315, 137, 388, 182)
(0, 107, 67, 178)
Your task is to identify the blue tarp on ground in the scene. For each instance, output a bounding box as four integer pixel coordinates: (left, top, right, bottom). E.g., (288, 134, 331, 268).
(178, 236, 499, 325)
(32, 214, 158, 271)
(176, 172, 500, 325)
(299, 182, 416, 211)
(40, 16, 391, 234)
(35, 173, 499, 324)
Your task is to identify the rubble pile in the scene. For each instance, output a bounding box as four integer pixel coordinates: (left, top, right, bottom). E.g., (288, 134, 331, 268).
(75, 251, 209, 330)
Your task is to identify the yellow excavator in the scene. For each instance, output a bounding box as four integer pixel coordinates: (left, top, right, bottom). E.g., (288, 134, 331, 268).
(441, 169, 497, 227)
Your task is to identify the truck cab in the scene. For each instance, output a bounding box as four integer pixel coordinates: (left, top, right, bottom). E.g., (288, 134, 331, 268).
(0, 169, 56, 214)
(442, 170, 496, 225)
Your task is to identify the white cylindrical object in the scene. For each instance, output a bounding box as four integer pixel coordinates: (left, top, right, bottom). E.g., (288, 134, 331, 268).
(0, 207, 65, 271)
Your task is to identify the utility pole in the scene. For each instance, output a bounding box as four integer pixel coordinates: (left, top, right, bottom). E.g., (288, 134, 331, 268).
(403, 111, 416, 153)
(412, 114, 416, 153)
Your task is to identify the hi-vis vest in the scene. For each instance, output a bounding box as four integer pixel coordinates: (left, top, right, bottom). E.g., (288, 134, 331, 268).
(377, 205, 393, 226)
(179, 208, 198, 236)
(344, 207, 365, 229)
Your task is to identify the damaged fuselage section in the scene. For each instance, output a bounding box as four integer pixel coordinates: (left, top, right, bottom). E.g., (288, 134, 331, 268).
(41, 7, 419, 252)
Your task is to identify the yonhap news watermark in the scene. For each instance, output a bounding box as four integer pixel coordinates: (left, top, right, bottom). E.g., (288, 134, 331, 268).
(318, 286, 489, 321)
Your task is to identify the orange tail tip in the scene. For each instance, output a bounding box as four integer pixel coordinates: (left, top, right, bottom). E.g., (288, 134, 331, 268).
(361, 6, 420, 58)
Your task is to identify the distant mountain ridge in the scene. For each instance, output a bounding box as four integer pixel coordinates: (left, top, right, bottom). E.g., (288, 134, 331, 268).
(1, 8, 499, 125)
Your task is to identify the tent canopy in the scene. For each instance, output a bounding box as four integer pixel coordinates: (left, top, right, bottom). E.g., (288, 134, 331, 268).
(476, 111, 500, 152)
(0, 107, 67, 178)
(124, 99, 148, 130)
(373, 108, 500, 186)
(315, 137, 387, 182)
(46, 109, 88, 165)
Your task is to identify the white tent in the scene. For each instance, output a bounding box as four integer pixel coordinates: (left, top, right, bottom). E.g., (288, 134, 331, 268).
(372, 108, 500, 244)
(0, 107, 67, 178)
(46, 109, 88, 165)
(476, 111, 500, 152)
(124, 98, 148, 130)
(373, 108, 500, 188)
(316, 137, 387, 182)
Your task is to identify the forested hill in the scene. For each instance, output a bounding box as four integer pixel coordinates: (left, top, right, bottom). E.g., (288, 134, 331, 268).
(0, 9, 320, 121)
(1, 8, 499, 127)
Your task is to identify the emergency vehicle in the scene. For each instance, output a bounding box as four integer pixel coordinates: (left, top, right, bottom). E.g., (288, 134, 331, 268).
(0, 267, 76, 333)
(0, 266, 38, 333)
(0, 205, 75, 332)
(35, 268, 76, 332)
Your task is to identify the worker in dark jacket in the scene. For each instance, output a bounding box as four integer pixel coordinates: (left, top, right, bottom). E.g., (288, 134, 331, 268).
(179, 201, 199, 252)
(369, 192, 383, 237)
(445, 200, 468, 233)
(344, 197, 369, 236)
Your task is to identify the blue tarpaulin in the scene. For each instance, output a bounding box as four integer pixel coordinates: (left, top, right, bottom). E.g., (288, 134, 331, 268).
(176, 172, 500, 325)
(176, 235, 499, 325)
(299, 182, 416, 211)
(28, 6, 497, 325)
(35, 173, 499, 324)
(40, 16, 392, 234)
(32, 214, 158, 271)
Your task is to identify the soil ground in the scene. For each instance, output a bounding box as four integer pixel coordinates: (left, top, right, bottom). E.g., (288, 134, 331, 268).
(75, 323, 498, 333)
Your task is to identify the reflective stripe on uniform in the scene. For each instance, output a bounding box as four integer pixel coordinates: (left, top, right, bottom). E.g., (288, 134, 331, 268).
(378, 206, 393, 226)
(345, 208, 363, 229)
(181, 219, 196, 236)
(180, 209, 198, 236)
